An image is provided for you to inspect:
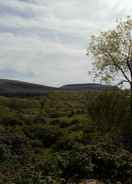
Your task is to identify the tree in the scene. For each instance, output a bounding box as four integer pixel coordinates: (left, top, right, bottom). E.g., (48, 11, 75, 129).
(87, 17, 132, 113)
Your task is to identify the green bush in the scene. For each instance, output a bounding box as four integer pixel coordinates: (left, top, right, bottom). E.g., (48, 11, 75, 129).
(0, 91, 131, 183)
(87, 91, 130, 134)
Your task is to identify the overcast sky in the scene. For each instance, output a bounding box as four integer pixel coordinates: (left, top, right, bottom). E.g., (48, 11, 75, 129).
(0, 0, 132, 86)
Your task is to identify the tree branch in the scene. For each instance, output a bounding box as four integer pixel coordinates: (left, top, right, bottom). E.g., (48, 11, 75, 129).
(127, 40, 132, 80)
(117, 80, 129, 86)
(104, 50, 131, 83)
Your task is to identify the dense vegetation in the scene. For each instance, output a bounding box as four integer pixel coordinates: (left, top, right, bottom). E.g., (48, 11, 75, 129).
(0, 90, 131, 184)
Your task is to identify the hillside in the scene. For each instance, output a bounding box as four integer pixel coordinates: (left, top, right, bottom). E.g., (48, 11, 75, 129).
(60, 83, 115, 91)
(0, 79, 56, 96)
(0, 90, 131, 183)
(0, 79, 116, 96)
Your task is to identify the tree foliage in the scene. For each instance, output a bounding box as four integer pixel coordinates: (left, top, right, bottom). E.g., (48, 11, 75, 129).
(87, 17, 132, 86)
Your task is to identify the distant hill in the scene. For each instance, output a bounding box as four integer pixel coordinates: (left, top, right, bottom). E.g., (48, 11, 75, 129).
(60, 83, 115, 91)
(0, 79, 116, 96)
(0, 79, 56, 96)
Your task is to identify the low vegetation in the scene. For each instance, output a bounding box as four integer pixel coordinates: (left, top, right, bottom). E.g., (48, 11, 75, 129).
(0, 90, 131, 183)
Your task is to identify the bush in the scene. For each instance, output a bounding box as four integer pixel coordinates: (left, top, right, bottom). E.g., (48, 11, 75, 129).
(28, 125, 62, 147)
(0, 91, 131, 183)
(87, 91, 130, 134)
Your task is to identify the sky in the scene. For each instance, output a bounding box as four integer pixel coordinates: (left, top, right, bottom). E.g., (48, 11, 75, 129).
(0, 0, 132, 87)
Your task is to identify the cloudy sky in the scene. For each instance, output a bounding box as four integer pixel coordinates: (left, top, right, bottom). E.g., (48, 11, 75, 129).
(0, 0, 132, 86)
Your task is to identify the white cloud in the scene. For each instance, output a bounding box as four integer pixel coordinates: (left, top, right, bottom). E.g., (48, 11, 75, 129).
(0, 0, 132, 86)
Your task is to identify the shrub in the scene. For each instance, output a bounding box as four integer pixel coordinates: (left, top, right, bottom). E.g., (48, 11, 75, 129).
(87, 91, 130, 135)
(29, 125, 62, 147)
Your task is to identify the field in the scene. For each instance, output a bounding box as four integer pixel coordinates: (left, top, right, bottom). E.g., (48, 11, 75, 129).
(0, 90, 131, 184)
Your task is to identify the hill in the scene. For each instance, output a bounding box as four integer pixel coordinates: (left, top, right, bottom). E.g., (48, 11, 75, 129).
(60, 83, 115, 91)
(0, 79, 56, 96)
(0, 79, 116, 96)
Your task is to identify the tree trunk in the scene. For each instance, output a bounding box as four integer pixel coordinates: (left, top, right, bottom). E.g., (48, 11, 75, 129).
(130, 82, 132, 117)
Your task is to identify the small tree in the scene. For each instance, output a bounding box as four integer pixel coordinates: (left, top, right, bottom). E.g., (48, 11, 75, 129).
(87, 17, 132, 113)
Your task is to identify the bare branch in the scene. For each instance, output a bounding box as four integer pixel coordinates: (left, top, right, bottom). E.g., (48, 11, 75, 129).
(117, 80, 129, 86)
